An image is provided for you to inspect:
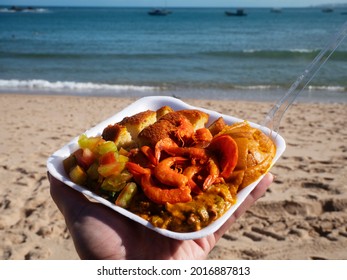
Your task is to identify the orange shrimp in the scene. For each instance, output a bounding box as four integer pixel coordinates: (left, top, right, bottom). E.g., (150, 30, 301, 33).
(192, 127, 213, 148)
(183, 165, 203, 194)
(208, 134, 238, 179)
(140, 145, 158, 166)
(155, 137, 209, 163)
(170, 146, 209, 165)
(171, 113, 195, 144)
(202, 157, 223, 190)
(126, 162, 192, 204)
(141, 172, 192, 204)
(154, 138, 178, 162)
(153, 156, 188, 188)
(158, 112, 195, 144)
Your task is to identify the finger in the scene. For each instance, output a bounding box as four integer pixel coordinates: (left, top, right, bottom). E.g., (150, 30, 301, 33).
(213, 172, 273, 240)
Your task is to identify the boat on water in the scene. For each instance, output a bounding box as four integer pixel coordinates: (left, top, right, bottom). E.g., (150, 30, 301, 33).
(270, 8, 282, 13)
(148, 9, 172, 16)
(322, 8, 334, 13)
(225, 9, 247, 16)
(1, 6, 42, 12)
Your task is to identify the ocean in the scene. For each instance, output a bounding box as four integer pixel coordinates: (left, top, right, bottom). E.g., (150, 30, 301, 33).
(1, 7, 347, 102)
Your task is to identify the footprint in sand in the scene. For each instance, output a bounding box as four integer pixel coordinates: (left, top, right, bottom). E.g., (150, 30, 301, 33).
(292, 156, 305, 162)
(2, 246, 12, 259)
(222, 233, 237, 241)
(240, 249, 266, 260)
(243, 231, 262, 242)
(274, 164, 292, 171)
(251, 226, 286, 241)
(283, 200, 323, 217)
(24, 246, 50, 260)
(283, 200, 307, 216)
(322, 198, 347, 212)
(302, 181, 330, 191)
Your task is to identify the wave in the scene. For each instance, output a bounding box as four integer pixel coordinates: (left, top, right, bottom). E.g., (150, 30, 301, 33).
(232, 84, 280, 90)
(233, 84, 346, 92)
(307, 85, 346, 92)
(1, 78, 346, 97)
(244, 48, 315, 54)
(0, 79, 159, 92)
(226, 84, 345, 92)
(0, 51, 186, 60)
(0, 7, 49, 13)
(179, 83, 347, 92)
(2, 49, 347, 61)
(201, 49, 347, 60)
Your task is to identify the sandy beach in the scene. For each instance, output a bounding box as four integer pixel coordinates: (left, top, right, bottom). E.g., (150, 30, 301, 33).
(0, 93, 346, 260)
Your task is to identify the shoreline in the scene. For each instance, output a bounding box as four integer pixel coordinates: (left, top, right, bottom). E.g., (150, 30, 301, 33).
(1, 93, 346, 260)
(1, 86, 347, 104)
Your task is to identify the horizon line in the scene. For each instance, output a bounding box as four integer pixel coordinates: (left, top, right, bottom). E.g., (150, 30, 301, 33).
(1, 5, 342, 9)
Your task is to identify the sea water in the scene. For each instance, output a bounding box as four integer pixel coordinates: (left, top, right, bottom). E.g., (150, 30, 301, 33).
(1, 7, 346, 101)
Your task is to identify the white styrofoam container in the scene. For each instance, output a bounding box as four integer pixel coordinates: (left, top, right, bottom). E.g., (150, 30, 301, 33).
(47, 96, 286, 240)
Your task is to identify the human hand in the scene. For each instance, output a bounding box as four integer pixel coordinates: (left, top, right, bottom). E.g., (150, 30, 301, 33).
(48, 172, 273, 260)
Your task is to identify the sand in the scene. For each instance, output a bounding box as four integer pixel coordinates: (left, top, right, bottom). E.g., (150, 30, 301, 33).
(0, 93, 346, 260)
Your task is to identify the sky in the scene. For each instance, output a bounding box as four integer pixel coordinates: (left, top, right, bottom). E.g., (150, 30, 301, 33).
(2, 0, 347, 8)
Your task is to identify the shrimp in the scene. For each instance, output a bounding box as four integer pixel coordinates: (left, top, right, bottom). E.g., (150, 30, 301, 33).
(202, 157, 223, 190)
(167, 112, 195, 144)
(171, 147, 209, 164)
(140, 145, 158, 166)
(155, 112, 195, 145)
(192, 127, 213, 148)
(154, 138, 178, 162)
(208, 134, 238, 179)
(126, 162, 192, 204)
(142, 172, 192, 204)
(153, 156, 188, 188)
(155, 137, 209, 163)
(181, 156, 223, 191)
(183, 165, 203, 194)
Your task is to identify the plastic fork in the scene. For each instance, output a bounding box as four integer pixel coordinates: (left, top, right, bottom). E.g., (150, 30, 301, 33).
(262, 21, 347, 138)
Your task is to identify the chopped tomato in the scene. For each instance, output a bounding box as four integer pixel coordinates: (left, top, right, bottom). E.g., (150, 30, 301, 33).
(99, 151, 117, 165)
(74, 148, 96, 170)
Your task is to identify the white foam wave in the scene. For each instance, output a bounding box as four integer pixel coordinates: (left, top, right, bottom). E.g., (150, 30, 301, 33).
(0, 8, 49, 13)
(234, 84, 280, 90)
(243, 48, 317, 53)
(289, 48, 316, 53)
(308, 85, 346, 92)
(242, 49, 258, 53)
(0, 79, 159, 92)
(233, 84, 346, 92)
